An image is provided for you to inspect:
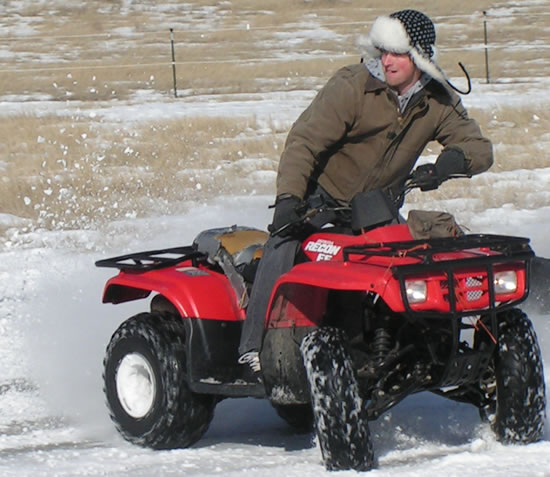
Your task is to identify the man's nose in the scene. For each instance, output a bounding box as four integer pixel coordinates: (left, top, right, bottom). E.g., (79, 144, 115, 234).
(381, 53, 392, 66)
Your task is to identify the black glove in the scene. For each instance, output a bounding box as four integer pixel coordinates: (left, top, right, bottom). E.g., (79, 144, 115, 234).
(268, 194, 302, 236)
(435, 149, 467, 180)
(412, 163, 439, 191)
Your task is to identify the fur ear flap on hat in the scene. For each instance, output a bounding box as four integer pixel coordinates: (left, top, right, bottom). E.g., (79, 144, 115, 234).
(365, 16, 411, 56)
(408, 47, 444, 83)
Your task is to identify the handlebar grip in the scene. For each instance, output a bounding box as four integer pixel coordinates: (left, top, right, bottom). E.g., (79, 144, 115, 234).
(412, 164, 440, 191)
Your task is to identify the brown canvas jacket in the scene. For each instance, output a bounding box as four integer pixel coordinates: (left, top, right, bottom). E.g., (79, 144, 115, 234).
(276, 63, 493, 202)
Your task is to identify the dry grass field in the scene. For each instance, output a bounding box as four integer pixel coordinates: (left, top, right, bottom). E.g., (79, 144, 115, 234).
(1, 0, 549, 235)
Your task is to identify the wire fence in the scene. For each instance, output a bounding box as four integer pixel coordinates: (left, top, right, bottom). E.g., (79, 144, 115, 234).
(1, 10, 550, 42)
(0, 11, 548, 96)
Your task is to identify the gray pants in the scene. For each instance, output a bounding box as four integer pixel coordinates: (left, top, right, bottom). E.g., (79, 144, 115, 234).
(238, 186, 342, 355)
(238, 234, 300, 354)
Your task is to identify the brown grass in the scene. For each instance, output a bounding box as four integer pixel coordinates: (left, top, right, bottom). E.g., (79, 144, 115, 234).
(1, 115, 281, 230)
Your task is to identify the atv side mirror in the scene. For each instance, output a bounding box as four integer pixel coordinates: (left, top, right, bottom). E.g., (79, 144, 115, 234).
(351, 189, 398, 232)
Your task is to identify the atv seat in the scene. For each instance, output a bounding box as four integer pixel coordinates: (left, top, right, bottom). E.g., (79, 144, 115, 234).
(193, 226, 269, 307)
(193, 226, 268, 267)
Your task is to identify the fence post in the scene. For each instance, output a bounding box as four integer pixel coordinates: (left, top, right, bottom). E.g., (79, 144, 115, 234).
(170, 28, 178, 98)
(483, 11, 490, 84)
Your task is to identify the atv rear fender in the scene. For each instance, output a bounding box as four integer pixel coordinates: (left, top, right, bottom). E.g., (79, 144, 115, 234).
(101, 266, 244, 321)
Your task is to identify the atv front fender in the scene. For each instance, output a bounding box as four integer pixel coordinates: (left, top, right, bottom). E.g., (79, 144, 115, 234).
(265, 261, 403, 328)
(102, 266, 244, 321)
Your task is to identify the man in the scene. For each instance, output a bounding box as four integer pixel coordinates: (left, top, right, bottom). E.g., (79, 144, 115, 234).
(238, 9, 493, 374)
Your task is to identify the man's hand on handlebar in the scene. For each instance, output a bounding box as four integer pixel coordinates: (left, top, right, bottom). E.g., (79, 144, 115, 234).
(268, 194, 304, 237)
(411, 163, 440, 191)
(411, 149, 470, 192)
(270, 156, 472, 237)
(435, 148, 467, 180)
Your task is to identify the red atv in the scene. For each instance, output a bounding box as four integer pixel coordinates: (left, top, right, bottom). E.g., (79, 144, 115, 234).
(96, 167, 546, 471)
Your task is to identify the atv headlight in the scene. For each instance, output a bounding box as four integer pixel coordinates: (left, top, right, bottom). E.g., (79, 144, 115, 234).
(494, 270, 517, 294)
(405, 279, 427, 304)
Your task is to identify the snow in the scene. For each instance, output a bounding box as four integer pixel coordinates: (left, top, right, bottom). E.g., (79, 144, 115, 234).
(2, 4, 550, 477)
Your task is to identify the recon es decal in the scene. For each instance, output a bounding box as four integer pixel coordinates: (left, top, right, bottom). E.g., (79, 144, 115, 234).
(304, 239, 342, 261)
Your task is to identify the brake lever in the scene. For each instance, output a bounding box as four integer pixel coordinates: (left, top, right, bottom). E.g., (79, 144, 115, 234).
(270, 205, 351, 237)
(270, 208, 319, 237)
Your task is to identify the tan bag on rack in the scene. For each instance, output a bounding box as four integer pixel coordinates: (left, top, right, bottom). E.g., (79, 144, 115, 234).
(407, 210, 464, 240)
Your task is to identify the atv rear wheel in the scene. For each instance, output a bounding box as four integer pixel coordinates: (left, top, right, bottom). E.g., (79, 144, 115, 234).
(103, 312, 216, 449)
(301, 327, 374, 471)
(478, 308, 546, 443)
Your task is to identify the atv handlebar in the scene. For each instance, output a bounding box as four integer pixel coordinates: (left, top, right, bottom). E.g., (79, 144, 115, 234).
(396, 165, 470, 205)
(272, 205, 350, 237)
(270, 166, 470, 237)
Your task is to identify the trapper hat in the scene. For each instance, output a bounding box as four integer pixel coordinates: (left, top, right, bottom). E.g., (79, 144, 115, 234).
(363, 9, 471, 94)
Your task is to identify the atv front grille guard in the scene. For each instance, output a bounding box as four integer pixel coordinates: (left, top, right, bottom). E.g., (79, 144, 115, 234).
(343, 233, 533, 318)
(95, 246, 206, 271)
(345, 234, 534, 415)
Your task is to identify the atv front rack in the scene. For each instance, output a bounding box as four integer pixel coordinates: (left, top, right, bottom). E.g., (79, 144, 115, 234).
(95, 246, 205, 271)
(343, 233, 534, 317)
(343, 233, 532, 264)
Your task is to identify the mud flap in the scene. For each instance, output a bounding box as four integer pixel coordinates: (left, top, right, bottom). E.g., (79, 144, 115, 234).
(524, 256, 550, 314)
(261, 326, 315, 405)
(185, 318, 265, 397)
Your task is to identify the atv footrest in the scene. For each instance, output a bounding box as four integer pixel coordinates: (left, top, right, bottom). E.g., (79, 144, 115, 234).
(190, 380, 266, 398)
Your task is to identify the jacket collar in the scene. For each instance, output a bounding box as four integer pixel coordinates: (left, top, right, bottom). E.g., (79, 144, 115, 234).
(364, 73, 387, 93)
(364, 72, 429, 114)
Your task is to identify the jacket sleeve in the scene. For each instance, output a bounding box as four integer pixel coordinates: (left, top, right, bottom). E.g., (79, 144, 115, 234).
(276, 68, 362, 198)
(433, 94, 493, 175)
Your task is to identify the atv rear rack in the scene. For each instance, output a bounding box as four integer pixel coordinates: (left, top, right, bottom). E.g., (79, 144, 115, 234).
(95, 246, 205, 271)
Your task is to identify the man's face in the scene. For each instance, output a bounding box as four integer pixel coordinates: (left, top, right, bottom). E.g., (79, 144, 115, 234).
(380, 51, 422, 95)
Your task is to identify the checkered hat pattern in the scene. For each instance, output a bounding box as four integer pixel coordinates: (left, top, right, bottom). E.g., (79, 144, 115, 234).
(390, 10, 436, 59)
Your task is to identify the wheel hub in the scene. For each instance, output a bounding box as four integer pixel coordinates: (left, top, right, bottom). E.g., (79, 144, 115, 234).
(116, 353, 157, 418)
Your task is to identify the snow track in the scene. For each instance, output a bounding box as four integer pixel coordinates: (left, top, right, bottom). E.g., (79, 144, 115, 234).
(1, 197, 550, 475)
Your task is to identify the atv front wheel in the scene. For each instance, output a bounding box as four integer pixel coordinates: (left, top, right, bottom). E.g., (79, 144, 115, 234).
(301, 327, 374, 471)
(103, 312, 216, 449)
(478, 308, 546, 443)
